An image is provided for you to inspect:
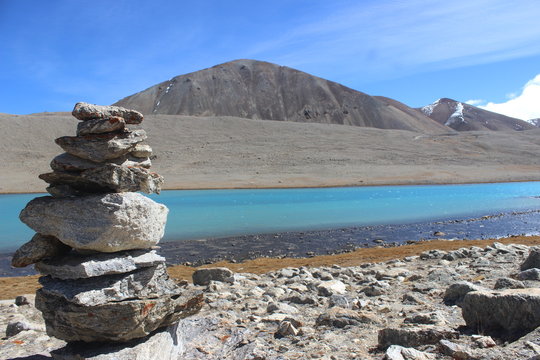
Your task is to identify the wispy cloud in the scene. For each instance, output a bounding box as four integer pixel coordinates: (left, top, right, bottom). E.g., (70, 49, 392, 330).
(246, 0, 540, 80)
(471, 74, 540, 120)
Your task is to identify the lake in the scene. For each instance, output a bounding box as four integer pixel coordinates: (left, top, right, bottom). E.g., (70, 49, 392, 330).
(1, 182, 540, 252)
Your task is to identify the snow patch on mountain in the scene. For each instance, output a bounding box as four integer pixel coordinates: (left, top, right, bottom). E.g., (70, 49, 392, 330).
(420, 99, 440, 116)
(527, 118, 540, 127)
(445, 102, 466, 126)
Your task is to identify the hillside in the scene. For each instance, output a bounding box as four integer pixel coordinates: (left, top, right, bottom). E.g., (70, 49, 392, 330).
(2, 112, 540, 193)
(418, 98, 535, 131)
(114, 59, 448, 134)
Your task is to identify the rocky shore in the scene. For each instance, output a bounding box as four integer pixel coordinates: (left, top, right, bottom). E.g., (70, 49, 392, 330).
(3, 241, 540, 359)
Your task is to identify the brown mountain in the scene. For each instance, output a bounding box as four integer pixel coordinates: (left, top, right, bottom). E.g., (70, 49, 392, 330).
(114, 59, 448, 134)
(418, 98, 535, 131)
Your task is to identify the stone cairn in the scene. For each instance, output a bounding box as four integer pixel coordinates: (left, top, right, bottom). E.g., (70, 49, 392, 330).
(11, 102, 203, 359)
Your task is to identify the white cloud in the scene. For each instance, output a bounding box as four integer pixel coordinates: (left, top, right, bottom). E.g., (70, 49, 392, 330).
(478, 74, 540, 120)
(465, 99, 485, 106)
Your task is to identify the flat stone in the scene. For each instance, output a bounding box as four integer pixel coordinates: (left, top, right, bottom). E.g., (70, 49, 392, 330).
(461, 288, 540, 338)
(11, 233, 71, 268)
(72, 102, 143, 124)
(317, 280, 347, 296)
(76, 116, 126, 136)
(385, 345, 434, 360)
(46, 183, 93, 197)
(131, 143, 153, 158)
(316, 308, 379, 328)
(518, 268, 540, 281)
(35, 249, 164, 279)
(521, 249, 540, 271)
(378, 327, 459, 349)
(39, 264, 178, 306)
(20, 192, 168, 252)
(192, 267, 234, 285)
(51, 324, 182, 360)
(41, 165, 163, 195)
(35, 286, 203, 342)
(494, 277, 525, 290)
(55, 129, 146, 162)
(51, 153, 151, 172)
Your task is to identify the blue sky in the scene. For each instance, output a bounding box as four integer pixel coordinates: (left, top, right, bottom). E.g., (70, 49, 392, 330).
(1, 0, 539, 118)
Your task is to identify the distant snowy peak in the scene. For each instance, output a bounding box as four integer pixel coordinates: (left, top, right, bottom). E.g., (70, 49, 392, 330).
(527, 118, 540, 127)
(417, 98, 535, 132)
(420, 99, 440, 116)
(445, 102, 465, 127)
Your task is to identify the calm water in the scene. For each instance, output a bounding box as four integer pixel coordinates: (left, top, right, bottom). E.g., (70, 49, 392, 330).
(1, 182, 540, 252)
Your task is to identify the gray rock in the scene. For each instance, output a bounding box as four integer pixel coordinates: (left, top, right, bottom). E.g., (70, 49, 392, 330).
(316, 308, 378, 328)
(518, 268, 540, 281)
(35, 287, 203, 342)
(39, 264, 177, 306)
(51, 323, 182, 360)
(284, 294, 317, 305)
(266, 302, 298, 315)
(404, 312, 444, 325)
(15, 294, 34, 306)
(426, 268, 459, 284)
(378, 327, 459, 349)
(72, 102, 143, 124)
(494, 277, 526, 290)
(328, 294, 354, 308)
(76, 116, 126, 136)
(11, 233, 71, 267)
(6, 318, 46, 337)
(55, 129, 147, 162)
(385, 345, 434, 360)
(131, 143, 153, 158)
(443, 281, 483, 306)
(521, 249, 540, 271)
(317, 280, 347, 296)
(36, 249, 164, 279)
(276, 321, 299, 337)
(51, 153, 151, 172)
(20, 192, 168, 252)
(439, 339, 474, 360)
(192, 267, 234, 285)
(461, 288, 540, 338)
(46, 184, 91, 198)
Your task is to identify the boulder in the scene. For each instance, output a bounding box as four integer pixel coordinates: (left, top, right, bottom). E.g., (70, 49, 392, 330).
(51, 323, 182, 360)
(72, 102, 143, 124)
(55, 129, 146, 162)
(36, 250, 164, 279)
(20, 192, 168, 252)
(461, 288, 540, 338)
(11, 233, 71, 267)
(35, 287, 203, 342)
(39, 264, 177, 306)
(192, 267, 234, 285)
(76, 116, 126, 136)
(521, 248, 540, 271)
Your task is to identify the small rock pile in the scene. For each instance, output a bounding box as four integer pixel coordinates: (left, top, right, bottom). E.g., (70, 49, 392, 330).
(11, 102, 203, 359)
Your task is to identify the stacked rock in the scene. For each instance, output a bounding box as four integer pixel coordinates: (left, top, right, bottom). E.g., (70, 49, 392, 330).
(12, 103, 203, 359)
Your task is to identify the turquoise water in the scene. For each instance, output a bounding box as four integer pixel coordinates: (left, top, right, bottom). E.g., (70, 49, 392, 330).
(1, 182, 540, 252)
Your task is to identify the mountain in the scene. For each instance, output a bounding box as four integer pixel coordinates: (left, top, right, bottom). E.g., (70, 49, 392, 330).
(528, 118, 540, 127)
(418, 98, 535, 131)
(114, 59, 449, 134)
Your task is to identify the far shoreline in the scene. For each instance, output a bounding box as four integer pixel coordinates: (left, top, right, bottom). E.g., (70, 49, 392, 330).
(1, 178, 540, 195)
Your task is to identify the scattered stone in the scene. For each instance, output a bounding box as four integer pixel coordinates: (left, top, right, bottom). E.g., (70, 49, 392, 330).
(5, 318, 46, 337)
(15, 294, 34, 306)
(20, 192, 168, 252)
(494, 277, 525, 290)
(443, 281, 483, 306)
(276, 320, 300, 337)
(316, 308, 379, 328)
(461, 288, 540, 338)
(439, 339, 474, 360)
(521, 248, 540, 271)
(11, 233, 71, 267)
(72, 102, 143, 124)
(385, 345, 434, 360)
(317, 279, 347, 296)
(471, 335, 496, 348)
(518, 268, 540, 281)
(378, 327, 459, 349)
(192, 267, 235, 285)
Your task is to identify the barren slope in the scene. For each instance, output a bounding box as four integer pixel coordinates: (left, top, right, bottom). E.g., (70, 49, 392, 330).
(1, 113, 540, 193)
